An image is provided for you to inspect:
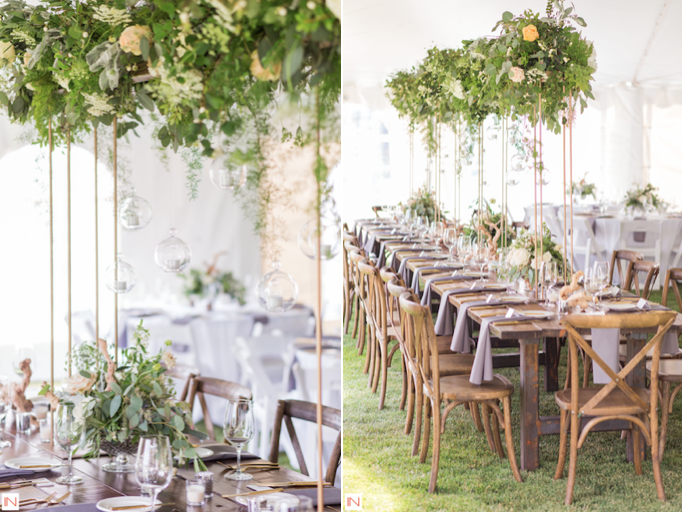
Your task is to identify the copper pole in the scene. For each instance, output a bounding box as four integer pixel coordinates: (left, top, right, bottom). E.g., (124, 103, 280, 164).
(562, 107, 568, 283)
(454, 123, 458, 225)
(94, 126, 99, 341)
(569, 92, 574, 270)
(113, 117, 118, 364)
(67, 127, 72, 377)
(501, 117, 505, 249)
(314, 88, 324, 512)
(48, 119, 54, 395)
(533, 105, 538, 297)
(539, 93, 544, 299)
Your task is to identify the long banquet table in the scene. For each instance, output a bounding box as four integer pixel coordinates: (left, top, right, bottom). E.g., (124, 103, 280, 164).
(0, 424, 339, 511)
(356, 219, 682, 471)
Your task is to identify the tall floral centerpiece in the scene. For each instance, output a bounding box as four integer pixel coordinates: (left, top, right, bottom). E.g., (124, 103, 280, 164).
(40, 322, 206, 473)
(570, 174, 596, 202)
(501, 225, 568, 287)
(401, 185, 444, 223)
(624, 183, 665, 215)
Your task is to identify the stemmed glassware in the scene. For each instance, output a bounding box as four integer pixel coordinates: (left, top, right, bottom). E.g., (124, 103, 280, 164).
(594, 261, 610, 303)
(54, 404, 84, 485)
(541, 261, 559, 305)
(0, 375, 10, 448)
(135, 435, 173, 511)
(430, 221, 444, 253)
(470, 240, 489, 281)
(457, 235, 472, 264)
(223, 398, 255, 481)
(443, 228, 457, 262)
(585, 267, 603, 311)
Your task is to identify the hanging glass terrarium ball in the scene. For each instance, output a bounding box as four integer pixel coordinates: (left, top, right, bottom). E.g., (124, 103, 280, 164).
(209, 155, 247, 191)
(298, 216, 341, 260)
(510, 153, 527, 173)
(486, 124, 501, 141)
(118, 193, 153, 230)
(154, 228, 191, 273)
(539, 171, 551, 186)
(507, 174, 521, 187)
(257, 261, 299, 312)
(105, 254, 136, 293)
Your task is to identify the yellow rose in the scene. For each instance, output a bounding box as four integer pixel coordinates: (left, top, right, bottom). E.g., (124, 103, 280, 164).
(0, 41, 15, 65)
(22, 51, 31, 67)
(522, 24, 539, 42)
(119, 25, 153, 56)
(63, 374, 96, 395)
(249, 50, 281, 81)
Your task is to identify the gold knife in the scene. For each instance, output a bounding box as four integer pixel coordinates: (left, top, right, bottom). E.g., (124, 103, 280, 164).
(111, 503, 173, 511)
(264, 482, 332, 487)
(222, 488, 284, 498)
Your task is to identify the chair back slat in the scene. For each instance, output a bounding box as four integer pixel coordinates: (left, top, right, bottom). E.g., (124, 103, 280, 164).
(662, 268, 682, 310)
(609, 249, 642, 286)
(623, 260, 659, 299)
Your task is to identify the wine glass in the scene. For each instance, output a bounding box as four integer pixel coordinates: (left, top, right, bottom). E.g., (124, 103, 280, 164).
(54, 404, 84, 485)
(470, 240, 488, 281)
(594, 261, 610, 303)
(135, 435, 173, 511)
(457, 235, 472, 264)
(584, 267, 601, 311)
(223, 398, 255, 481)
(430, 221, 444, 252)
(0, 376, 10, 448)
(541, 261, 559, 305)
(443, 228, 457, 262)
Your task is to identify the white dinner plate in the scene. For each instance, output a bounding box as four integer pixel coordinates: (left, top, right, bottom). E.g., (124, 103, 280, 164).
(96, 497, 162, 512)
(521, 311, 554, 319)
(603, 301, 639, 311)
(4, 457, 62, 472)
(235, 492, 300, 506)
(174, 447, 213, 460)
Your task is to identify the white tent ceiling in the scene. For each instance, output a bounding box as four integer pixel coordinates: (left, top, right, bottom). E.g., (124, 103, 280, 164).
(343, 0, 682, 90)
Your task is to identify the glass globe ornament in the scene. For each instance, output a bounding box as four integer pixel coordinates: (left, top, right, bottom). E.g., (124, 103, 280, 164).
(298, 216, 341, 260)
(209, 155, 247, 191)
(507, 174, 521, 187)
(486, 124, 501, 141)
(510, 153, 528, 173)
(257, 261, 299, 312)
(118, 193, 152, 230)
(539, 170, 551, 186)
(154, 228, 191, 273)
(105, 254, 136, 293)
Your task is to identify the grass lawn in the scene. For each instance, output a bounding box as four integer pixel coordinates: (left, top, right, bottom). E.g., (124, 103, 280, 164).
(342, 290, 682, 511)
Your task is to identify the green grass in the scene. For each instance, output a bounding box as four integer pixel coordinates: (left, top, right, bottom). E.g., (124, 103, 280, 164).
(342, 290, 682, 511)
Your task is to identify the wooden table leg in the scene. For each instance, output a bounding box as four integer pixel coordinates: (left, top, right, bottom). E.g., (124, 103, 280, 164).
(626, 333, 647, 463)
(544, 337, 560, 392)
(519, 340, 540, 471)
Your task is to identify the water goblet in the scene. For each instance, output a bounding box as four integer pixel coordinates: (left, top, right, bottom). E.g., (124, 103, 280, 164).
(223, 398, 255, 481)
(55, 404, 84, 485)
(135, 435, 173, 511)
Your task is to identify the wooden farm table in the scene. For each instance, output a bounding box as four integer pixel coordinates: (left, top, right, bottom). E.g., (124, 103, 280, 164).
(0, 424, 338, 511)
(422, 275, 682, 472)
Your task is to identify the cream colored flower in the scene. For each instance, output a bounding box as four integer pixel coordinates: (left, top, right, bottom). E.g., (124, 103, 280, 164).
(444, 78, 465, 100)
(249, 50, 281, 81)
(326, 0, 340, 18)
(0, 42, 15, 65)
(509, 66, 525, 83)
(119, 25, 153, 56)
(587, 47, 597, 72)
(542, 251, 552, 264)
(22, 52, 31, 67)
(161, 351, 177, 370)
(92, 5, 132, 26)
(63, 374, 96, 395)
(83, 92, 115, 117)
(507, 248, 531, 267)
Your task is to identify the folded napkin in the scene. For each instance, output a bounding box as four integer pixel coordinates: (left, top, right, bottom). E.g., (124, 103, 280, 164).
(197, 445, 260, 462)
(432, 284, 506, 336)
(0, 467, 35, 480)
(450, 299, 527, 350)
(411, 266, 463, 295)
(363, 234, 376, 255)
(245, 485, 342, 507)
(398, 256, 446, 282)
(420, 275, 481, 307)
(45, 506, 98, 512)
(470, 313, 529, 385)
(377, 241, 387, 268)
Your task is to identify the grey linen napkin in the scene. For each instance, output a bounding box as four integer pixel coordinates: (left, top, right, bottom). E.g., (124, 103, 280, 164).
(399, 256, 446, 282)
(46, 506, 99, 512)
(244, 486, 342, 507)
(363, 234, 376, 255)
(389, 248, 435, 271)
(195, 444, 260, 462)
(420, 275, 480, 307)
(431, 284, 508, 335)
(411, 266, 463, 295)
(470, 314, 528, 385)
(449, 298, 527, 351)
(0, 467, 35, 480)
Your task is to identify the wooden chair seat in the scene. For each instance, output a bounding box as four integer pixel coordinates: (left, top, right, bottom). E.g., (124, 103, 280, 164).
(646, 359, 682, 382)
(619, 343, 682, 360)
(432, 374, 514, 402)
(436, 354, 476, 376)
(555, 386, 650, 416)
(435, 335, 458, 354)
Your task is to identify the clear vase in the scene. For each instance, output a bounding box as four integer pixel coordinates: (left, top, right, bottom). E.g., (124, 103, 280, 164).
(102, 453, 135, 473)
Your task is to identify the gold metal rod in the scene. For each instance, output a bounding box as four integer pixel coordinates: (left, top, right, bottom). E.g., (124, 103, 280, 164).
(569, 92, 574, 269)
(533, 105, 538, 298)
(501, 117, 505, 249)
(453, 122, 457, 225)
(49, 119, 54, 394)
(113, 117, 118, 364)
(562, 101, 568, 283)
(539, 93, 544, 300)
(94, 126, 99, 341)
(67, 127, 72, 377)
(315, 88, 323, 512)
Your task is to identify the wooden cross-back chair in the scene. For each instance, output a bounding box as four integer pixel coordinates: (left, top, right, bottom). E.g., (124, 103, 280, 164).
(343, 231, 359, 334)
(554, 312, 676, 505)
(399, 292, 521, 493)
(348, 246, 370, 361)
(623, 259, 659, 299)
(662, 268, 682, 310)
(268, 399, 341, 484)
(187, 376, 252, 441)
(608, 249, 642, 286)
(165, 364, 199, 402)
(358, 260, 400, 410)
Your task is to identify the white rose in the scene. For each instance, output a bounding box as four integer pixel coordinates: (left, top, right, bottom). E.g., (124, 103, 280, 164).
(638, 195, 647, 203)
(507, 248, 530, 267)
(543, 251, 552, 264)
(161, 350, 177, 370)
(587, 47, 597, 72)
(509, 66, 525, 83)
(325, 0, 340, 18)
(63, 374, 96, 394)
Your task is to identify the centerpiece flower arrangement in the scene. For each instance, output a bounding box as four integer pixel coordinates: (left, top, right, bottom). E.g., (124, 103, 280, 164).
(501, 224, 569, 286)
(179, 252, 246, 305)
(463, 199, 515, 256)
(624, 183, 665, 213)
(570, 173, 596, 200)
(40, 321, 207, 471)
(401, 185, 445, 224)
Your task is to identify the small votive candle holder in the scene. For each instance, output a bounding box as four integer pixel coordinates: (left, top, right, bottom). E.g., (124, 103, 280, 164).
(186, 479, 206, 507)
(38, 417, 52, 443)
(15, 412, 31, 434)
(195, 471, 213, 499)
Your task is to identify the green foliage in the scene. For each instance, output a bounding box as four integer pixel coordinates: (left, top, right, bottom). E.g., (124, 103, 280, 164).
(570, 173, 596, 200)
(179, 267, 246, 305)
(500, 224, 569, 285)
(400, 185, 445, 224)
(463, 199, 515, 249)
(624, 183, 664, 211)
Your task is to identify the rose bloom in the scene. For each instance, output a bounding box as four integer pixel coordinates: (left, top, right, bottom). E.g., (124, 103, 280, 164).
(507, 247, 531, 267)
(0, 41, 15, 65)
(161, 350, 177, 370)
(509, 66, 525, 83)
(522, 24, 539, 42)
(119, 25, 152, 56)
(250, 50, 281, 81)
(63, 374, 96, 394)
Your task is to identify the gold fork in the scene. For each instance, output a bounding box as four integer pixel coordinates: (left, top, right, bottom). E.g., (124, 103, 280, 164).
(19, 491, 58, 506)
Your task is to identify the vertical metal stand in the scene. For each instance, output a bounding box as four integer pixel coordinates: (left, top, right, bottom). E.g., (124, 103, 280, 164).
(48, 120, 54, 418)
(113, 117, 118, 364)
(67, 128, 72, 377)
(94, 127, 99, 341)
